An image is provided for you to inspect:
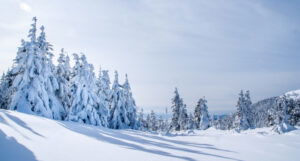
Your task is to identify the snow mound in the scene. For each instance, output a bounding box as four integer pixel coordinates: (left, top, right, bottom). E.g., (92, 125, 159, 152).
(1, 109, 300, 161)
(272, 123, 296, 134)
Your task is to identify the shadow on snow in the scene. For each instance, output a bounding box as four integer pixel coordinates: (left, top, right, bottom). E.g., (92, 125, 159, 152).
(59, 122, 243, 161)
(0, 130, 38, 161)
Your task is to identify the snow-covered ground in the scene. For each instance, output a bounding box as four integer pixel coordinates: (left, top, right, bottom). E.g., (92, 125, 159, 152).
(1, 110, 300, 161)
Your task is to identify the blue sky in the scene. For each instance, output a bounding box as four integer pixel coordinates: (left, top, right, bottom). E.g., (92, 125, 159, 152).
(0, 0, 299, 114)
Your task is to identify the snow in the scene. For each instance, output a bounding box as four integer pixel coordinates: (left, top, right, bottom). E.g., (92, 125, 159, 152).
(1, 110, 300, 161)
(285, 89, 300, 100)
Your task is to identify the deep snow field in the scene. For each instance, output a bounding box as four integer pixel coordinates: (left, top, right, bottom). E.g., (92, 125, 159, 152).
(1, 109, 300, 161)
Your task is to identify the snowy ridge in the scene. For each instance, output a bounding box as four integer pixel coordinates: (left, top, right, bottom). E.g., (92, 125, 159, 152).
(1, 109, 300, 161)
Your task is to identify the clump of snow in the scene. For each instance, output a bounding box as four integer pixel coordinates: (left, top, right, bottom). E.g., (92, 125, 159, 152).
(284, 89, 300, 100)
(272, 122, 296, 134)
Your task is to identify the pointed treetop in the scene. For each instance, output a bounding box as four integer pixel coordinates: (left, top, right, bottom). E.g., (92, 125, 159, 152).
(58, 48, 66, 63)
(80, 53, 88, 64)
(33, 16, 37, 22)
(239, 90, 244, 97)
(40, 25, 44, 31)
(174, 87, 180, 97)
(37, 25, 53, 53)
(123, 74, 131, 90)
(114, 71, 119, 82)
(112, 71, 119, 89)
(28, 17, 37, 42)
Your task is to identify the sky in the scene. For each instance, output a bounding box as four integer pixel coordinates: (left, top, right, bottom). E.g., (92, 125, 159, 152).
(0, 0, 299, 114)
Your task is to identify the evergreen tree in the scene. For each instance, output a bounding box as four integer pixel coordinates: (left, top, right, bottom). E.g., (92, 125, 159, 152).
(97, 68, 111, 112)
(122, 74, 137, 129)
(179, 104, 188, 130)
(233, 90, 251, 131)
(244, 90, 254, 128)
(0, 71, 13, 109)
(187, 113, 195, 130)
(67, 54, 106, 126)
(194, 97, 210, 130)
(164, 107, 169, 130)
(272, 96, 295, 133)
(108, 71, 129, 129)
(146, 113, 151, 130)
(170, 88, 183, 131)
(96, 68, 111, 127)
(137, 108, 146, 130)
(7, 18, 64, 119)
(56, 49, 71, 119)
(149, 110, 157, 131)
(158, 115, 165, 132)
(288, 99, 300, 126)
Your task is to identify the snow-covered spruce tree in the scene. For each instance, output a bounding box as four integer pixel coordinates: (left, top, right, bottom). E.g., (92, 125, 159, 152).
(67, 54, 107, 126)
(0, 71, 12, 109)
(8, 18, 64, 119)
(56, 48, 72, 119)
(0, 74, 6, 108)
(194, 97, 210, 130)
(97, 69, 111, 110)
(95, 68, 111, 127)
(158, 115, 166, 132)
(149, 110, 158, 131)
(170, 88, 183, 131)
(233, 90, 251, 131)
(244, 90, 254, 128)
(164, 107, 170, 130)
(179, 104, 188, 130)
(122, 74, 137, 129)
(137, 108, 146, 130)
(146, 113, 151, 130)
(272, 96, 295, 133)
(187, 113, 195, 130)
(288, 99, 300, 126)
(108, 71, 130, 129)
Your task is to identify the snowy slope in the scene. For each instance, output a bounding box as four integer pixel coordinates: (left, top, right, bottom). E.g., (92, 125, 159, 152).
(1, 110, 300, 161)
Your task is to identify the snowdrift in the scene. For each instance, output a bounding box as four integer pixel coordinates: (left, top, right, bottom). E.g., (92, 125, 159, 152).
(1, 109, 300, 161)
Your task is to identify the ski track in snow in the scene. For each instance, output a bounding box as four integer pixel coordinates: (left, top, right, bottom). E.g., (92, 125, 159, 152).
(1, 109, 300, 161)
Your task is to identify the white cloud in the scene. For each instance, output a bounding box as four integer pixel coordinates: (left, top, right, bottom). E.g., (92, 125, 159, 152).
(19, 2, 32, 12)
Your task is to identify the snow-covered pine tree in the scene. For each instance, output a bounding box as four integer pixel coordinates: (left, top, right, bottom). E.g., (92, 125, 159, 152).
(146, 113, 151, 130)
(7, 18, 64, 119)
(149, 110, 157, 131)
(137, 108, 146, 130)
(170, 88, 183, 131)
(164, 107, 170, 130)
(194, 97, 210, 130)
(122, 74, 137, 129)
(288, 99, 300, 126)
(67, 54, 106, 126)
(158, 115, 165, 132)
(0, 71, 13, 109)
(233, 90, 251, 131)
(244, 90, 254, 128)
(108, 71, 129, 129)
(0, 73, 7, 108)
(187, 113, 195, 130)
(96, 68, 111, 127)
(56, 48, 71, 119)
(179, 104, 188, 130)
(97, 69, 111, 110)
(272, 96, 295, 133)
